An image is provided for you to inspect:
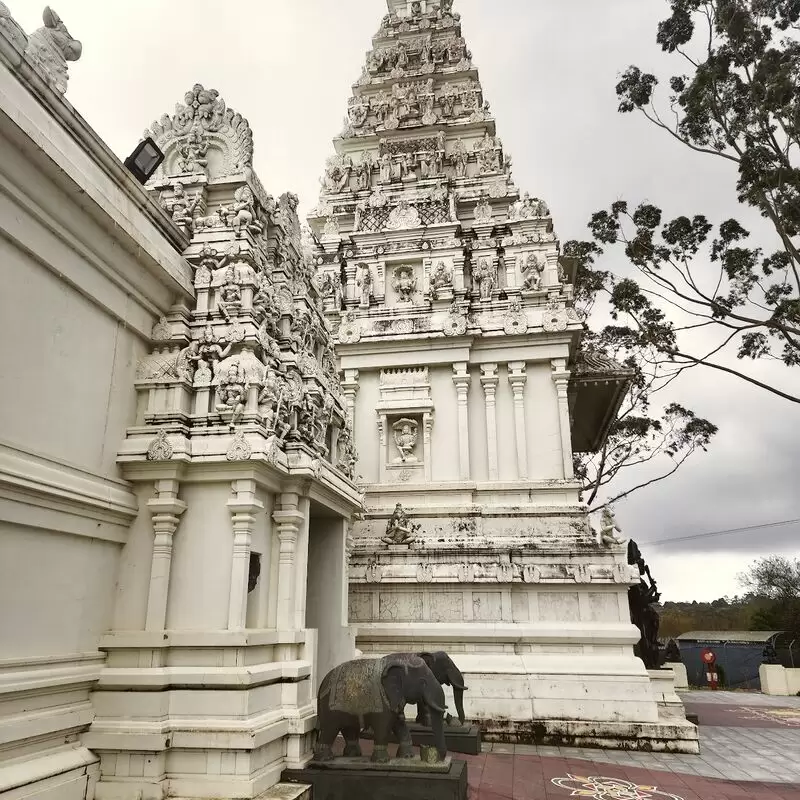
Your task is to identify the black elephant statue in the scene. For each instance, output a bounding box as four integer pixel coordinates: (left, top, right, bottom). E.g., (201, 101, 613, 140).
(413, 651, 467, 727)
(315, 654, 447, 763)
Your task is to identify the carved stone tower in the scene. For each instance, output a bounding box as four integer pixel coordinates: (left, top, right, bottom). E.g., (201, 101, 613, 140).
(308, 0, 698, 750)
(87, 85, 361, 799)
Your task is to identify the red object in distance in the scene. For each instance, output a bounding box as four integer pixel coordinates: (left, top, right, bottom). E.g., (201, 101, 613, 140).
(702, 649, 716, 664)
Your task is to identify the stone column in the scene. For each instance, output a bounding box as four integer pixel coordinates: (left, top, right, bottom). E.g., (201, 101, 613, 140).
(552, 358, 575, 480)
(343, 263, 357, 304)
(480, 363, 499, 481)
(227, 479, 264, 630)
(342, 369, 360, 429)
(273, 490, 306, 630)
(423, 412, 434, 482)
(145, 479, 186, 631)
(508, 361, 528, 480)
(452, 362, 471, 480)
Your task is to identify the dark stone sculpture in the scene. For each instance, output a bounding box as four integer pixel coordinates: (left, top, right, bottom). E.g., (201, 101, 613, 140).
(627, 540, 661, 670)
(413, 651, 467, 727)
(315, 655, 447, 763)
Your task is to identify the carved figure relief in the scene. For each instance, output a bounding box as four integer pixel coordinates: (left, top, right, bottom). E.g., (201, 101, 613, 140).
(348, 96, 369, 128)
(509, 191, 550, 220)
(382, 503, 419, 546)
(520, 252, 544, 291)
(443, 301, 467, 336)
(474, 131, 500, 174)
(503, 299, 528, 335)
(356, 264, 373, 308)
(25, 6, 82, 94)
(392, 418, 419, 463)
(472, 258, 495, 300)
(430, 261, 453, 300)
(216, 360, 248, 428)
(391, 265, 417, 303)
(474, 197, 492, 224)
(160, 182, 200, 232)
(323, 153, 353, 194)
(449, 138, 469, 178)
(386, 200, 421, 230)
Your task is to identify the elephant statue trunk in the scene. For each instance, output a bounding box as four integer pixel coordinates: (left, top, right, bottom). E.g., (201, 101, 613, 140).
(449, 668, 466, 724)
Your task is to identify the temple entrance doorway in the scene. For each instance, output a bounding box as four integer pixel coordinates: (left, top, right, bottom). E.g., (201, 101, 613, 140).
(305, 505, 354, 693)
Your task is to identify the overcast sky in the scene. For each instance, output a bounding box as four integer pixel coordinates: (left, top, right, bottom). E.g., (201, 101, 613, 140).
(11, 0, 800, 602)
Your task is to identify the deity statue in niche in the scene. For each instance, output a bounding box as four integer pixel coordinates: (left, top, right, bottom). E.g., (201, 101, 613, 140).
(348, 96, 368, 128)
(449, 138, 468, 178)
(472, 258, 495, 300)
(430, 261, 453, 299)
(382, 502, 418, 546)
(160, 181, 200, 232)
(354, 150, 374, 190)
(392, 265, 417, 303)
(216, 361, 248, 429)
(379, 152, 393, 183)
(197, 324, 232, 378)
(520, 252, 544, 291)
(176, 124, 208, 174)
(392, 418, 419, 463)
(474, 131, 500, 174)
(357, 263, 373, 308)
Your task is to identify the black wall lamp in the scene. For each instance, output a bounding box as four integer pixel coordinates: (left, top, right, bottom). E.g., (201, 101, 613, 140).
(124, 137, 164, 184)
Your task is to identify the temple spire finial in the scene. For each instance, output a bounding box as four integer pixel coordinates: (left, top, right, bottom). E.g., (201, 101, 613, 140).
(386, 0, 453, 16)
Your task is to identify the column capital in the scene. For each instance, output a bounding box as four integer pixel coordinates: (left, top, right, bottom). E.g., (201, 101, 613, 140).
(551, 357, 570, 382)
(342, 369, 360, 390)
(452, 361, 471, 390)
(480, 362, 499, 389)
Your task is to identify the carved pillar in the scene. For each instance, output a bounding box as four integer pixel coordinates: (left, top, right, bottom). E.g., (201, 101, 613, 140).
(508, 361, 528, 480)
(377, 414, 388, 483)
(452, 362, 471, 480)
(344, 263, 357, 304)
(422, 412, 434, 482)
(342, 369, 360, 429)
(552, 358, 575, 480)
(145, 479, 186, 631)
(227, 479, 263, 630)
(480, 363, 499, 481)
(273, 490, 306, 630)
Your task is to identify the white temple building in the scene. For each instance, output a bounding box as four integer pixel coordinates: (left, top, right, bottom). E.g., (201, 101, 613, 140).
(307, 0, 698, 752)
(0, 3, 696, 800)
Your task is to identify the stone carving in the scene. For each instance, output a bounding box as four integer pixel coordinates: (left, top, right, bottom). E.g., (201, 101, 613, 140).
(382, 503, 419, 546)
(160, 182, 200, 232)
(598, 506, 626, 546)
(146, 429, 173, 461)
(146, 84, 254, 179)
(226, 431, 252, 462)
(365, 560, 383, 583)
(386, 200, 421, 230)
(176, 125, 208, 175)
(449, 138, 469, 178)
(197, 325, 232, 379)
(338, 311, 361, 344)
(628, 541, 661, 670)
(216, 360, 248, 428)
(474, 197, 492, 224)
(347, 96, 369, 128)
(151, 316, 171, 342)
(430, 261, 453, 300)
(456, 563, 475, 583)
(542, 300, 568, 332)
(220, 186, 263, 236)
(509, 191, 550, 220)
(496, 563, 514, 583)
(323, 154, 353, 194)
(354, 150, 374, 191)
(0, 3, 28, 51)
(521, 252, 544, 291)
(473, 132, 500, 174)
(522, 564, 542, 583)
(443, 301, 467, 336)
(137, 351, 179, 381)
(391, 265, 417, 303)
(472, 258, 494, 300)
(356, 264, 373, 308)
(320, 272, 343, 308)
(25, 6, 81, 94)
(323, 216, 339, 236)
(416, 563, 434, 583)
(503, 299, 528, 335)
(392, 418, 419, 462)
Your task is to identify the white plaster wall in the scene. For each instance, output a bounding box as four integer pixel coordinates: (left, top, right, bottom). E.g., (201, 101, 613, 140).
(429, 365, 460, 482)
(247, 490, 274, 629)
(0, 523, 119, 659)
(0, 239, 147, 476)
(112, 483, 158, 631)
(354, 370, 380, 483)
(524, 362, 563, 479)
(166, 483, 234, 630)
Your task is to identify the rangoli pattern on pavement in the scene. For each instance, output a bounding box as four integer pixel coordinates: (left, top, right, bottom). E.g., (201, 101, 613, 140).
(551, 775, 684, 800)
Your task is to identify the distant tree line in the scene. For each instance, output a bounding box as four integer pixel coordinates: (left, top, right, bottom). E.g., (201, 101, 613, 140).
(658, 555, 800, 641)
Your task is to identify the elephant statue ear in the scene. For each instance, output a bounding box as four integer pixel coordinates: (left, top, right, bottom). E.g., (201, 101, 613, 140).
(382, 665, 406, 714)
(418, 651, 435, 670)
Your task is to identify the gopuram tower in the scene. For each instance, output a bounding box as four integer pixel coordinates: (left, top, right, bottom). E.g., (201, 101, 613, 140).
(308, 0, 698, 751)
